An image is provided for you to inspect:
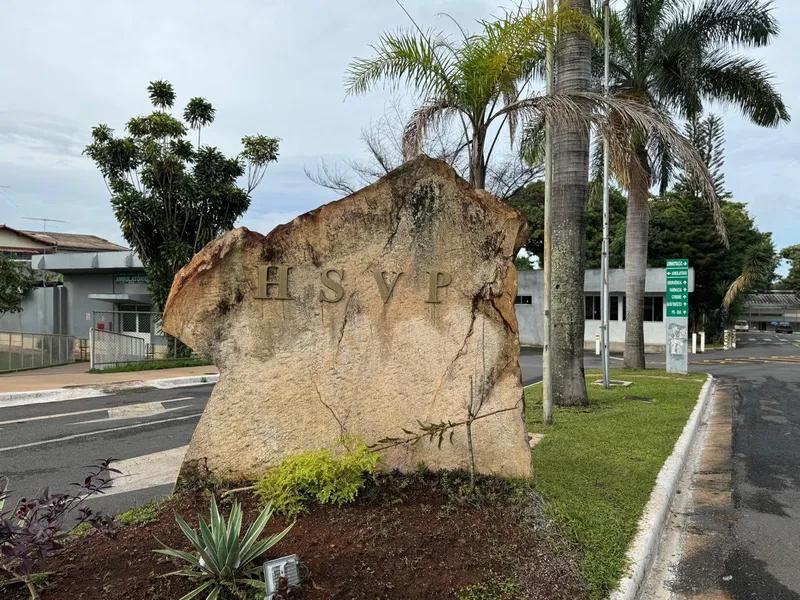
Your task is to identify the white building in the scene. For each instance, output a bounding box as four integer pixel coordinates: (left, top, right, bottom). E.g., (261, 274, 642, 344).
(514, 267, 695, 352)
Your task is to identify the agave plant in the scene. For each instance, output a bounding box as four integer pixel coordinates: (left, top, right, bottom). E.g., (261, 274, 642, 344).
(156, 497, 293, 600)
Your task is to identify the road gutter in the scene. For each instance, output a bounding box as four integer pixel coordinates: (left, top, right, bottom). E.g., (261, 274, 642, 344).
(609, 373, 716, 600)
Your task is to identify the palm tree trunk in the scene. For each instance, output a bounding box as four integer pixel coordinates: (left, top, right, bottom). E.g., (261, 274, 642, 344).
(623, 143, 651, 369)
(550, 0, 591, 406)
(470, 126, 487, 189)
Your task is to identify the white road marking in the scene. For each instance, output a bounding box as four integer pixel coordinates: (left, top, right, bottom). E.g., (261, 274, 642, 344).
(70, 405, 187, 425)
(102, 445, 189, 497)
(0, 397, 194, 427)
(0, 412, 202, 453)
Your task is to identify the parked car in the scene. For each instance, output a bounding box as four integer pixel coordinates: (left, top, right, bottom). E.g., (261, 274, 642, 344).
(734, 320, 749, 332)
(775, 322, 794, 334)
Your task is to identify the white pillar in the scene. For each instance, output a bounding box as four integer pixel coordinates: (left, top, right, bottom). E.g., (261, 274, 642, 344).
(700, 331, 706, 353)
(595, 333, 601, 355)
(692, 332, 697, 354)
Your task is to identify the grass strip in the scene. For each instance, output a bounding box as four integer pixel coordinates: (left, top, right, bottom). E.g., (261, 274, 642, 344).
(89, 357, 211, 373)
(525, 369, 706, 599)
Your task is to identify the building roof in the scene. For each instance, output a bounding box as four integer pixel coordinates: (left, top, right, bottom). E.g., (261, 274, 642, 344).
(744, 291, 800, 307)
(33, 250, 143, 273)
(0, 224, 127, 252)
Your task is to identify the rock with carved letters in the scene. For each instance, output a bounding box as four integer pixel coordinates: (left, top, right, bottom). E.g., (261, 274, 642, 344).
(162, 156, 532, 481)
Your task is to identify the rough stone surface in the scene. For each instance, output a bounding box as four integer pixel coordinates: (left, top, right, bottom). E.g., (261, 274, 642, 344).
(162, 156, 532, 481)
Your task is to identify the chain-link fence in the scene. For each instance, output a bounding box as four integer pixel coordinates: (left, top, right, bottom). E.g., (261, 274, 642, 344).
(91, 309, 172, 360)
(0, 331, 77, 373)
(89, 328, 147, 370)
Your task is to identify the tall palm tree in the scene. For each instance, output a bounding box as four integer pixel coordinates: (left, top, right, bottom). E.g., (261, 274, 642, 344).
(549, 0, 593, 406)
(603, 0, 789, 369)
(344, 6, 591, 189)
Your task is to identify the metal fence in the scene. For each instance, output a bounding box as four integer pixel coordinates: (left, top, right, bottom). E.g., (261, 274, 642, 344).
(89, 328, 147, 370)
(0, 331, 77, 373)
(91, 310, 172, 360)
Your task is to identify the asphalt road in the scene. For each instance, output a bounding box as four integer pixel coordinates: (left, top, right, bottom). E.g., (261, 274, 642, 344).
(0, 384, 211, 515)
(688, 330, 800, 599)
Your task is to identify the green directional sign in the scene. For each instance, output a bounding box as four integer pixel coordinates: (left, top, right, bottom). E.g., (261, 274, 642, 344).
(665, 258, 689, 318)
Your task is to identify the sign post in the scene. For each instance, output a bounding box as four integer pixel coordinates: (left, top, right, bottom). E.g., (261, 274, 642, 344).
(665, 259, 689, 373)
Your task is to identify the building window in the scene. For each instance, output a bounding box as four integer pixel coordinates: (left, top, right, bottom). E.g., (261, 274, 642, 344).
(644, 296, 664, 322)
(610, 295, 620, 321)
(585, 295, 601, 320)
(515, 295, 532, 305)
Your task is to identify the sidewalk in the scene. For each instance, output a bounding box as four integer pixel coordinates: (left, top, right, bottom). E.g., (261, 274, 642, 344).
(0, 361, 219, 393)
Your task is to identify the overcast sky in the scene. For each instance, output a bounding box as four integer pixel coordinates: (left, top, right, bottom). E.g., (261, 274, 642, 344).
(1, 1, 798, 268)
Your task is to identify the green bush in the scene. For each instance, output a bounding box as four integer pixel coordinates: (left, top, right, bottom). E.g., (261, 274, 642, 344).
(254, 438, 380, 518)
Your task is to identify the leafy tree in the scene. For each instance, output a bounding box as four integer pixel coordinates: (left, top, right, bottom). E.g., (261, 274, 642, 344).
(505, 180, 626, 269)
(602, 0, 789, 368)
(515, 254, 534, 270)
(675, 114, 730, 200)
(0, 255, 34, 317)
(649, 194, 777, 334)
(778, 244, 800, 290)
(85, 81, 279, 311)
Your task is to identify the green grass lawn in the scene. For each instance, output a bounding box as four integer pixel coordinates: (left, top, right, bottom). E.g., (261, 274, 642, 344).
(89, 357, 212, 373)
(525, 369, 707, 599)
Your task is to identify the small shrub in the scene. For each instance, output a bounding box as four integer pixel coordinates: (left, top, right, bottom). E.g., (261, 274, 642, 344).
(0, 460, 117, 600)
(458, 577, 525, 600)
(155, 496, 292, 600)
(254, 438, 380, 518)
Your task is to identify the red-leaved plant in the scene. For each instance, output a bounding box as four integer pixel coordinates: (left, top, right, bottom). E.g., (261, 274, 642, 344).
(0, 459, 118, 599)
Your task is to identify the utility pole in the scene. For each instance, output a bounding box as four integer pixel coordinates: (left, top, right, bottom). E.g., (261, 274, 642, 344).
(542, 0, 555, 424)
(600, 0, 611, 388)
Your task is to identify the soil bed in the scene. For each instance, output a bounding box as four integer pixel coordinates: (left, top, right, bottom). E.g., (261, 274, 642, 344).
(6, 471, 587, 600)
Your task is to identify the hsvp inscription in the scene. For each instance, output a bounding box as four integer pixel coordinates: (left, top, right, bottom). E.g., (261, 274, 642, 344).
(255, 265, 452, 304)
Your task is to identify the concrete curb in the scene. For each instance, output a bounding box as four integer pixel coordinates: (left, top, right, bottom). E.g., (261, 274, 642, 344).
(0, 375, 218, 407)
(609, 373, 716, 600)
(149, 375, 219, 389)
(0, 387, 108, 408)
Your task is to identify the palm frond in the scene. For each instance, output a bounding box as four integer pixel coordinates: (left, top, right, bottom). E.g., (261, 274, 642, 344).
(685, 0, 778, 47)
(699, 51, 790, 127)
(345, 30, 456, 99)
(723, 238, 777, 308)
(402, 98, 456, 160)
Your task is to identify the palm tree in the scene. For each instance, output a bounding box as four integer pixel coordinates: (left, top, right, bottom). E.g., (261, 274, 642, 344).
(344, 6, 592, 189)
(549, 0, 593, 406)
(602, 0, 789, 369)
(184, 97, 216, 148)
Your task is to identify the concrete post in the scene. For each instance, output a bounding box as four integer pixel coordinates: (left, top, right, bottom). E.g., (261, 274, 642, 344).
(700, 331, 706, 353)
(691, 332, 697, 354)
(595, 333, 601, 355)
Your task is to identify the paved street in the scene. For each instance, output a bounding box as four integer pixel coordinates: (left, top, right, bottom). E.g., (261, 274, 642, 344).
(0, 384, 211, 515)
(643, 330, 800, 599)
(696, 331, 800, 599)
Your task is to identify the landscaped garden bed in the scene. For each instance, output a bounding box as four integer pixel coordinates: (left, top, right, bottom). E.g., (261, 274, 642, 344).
(2, 369, 706, 600)
(3, 471, 586, 600)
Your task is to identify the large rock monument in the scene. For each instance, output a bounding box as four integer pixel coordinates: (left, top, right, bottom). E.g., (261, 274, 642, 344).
(162, 156, 532, 480)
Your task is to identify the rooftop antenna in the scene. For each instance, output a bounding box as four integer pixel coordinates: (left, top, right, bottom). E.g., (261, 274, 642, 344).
(22, 217, 69, 232)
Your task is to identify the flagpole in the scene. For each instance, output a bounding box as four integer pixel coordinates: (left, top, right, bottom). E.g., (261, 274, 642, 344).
(542, 0, 554, 424)
(601, 0, 611, 388)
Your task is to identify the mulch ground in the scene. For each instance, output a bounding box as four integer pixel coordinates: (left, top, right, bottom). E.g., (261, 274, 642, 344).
(7, 471, 588, 600)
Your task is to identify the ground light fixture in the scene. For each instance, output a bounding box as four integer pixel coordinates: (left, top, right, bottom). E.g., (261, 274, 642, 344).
(264, 554, 302, 599)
